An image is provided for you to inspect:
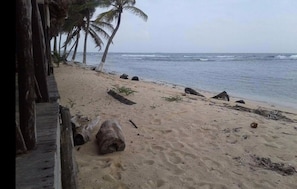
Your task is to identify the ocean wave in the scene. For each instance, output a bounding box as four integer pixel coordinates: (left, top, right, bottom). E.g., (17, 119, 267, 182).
(274, 54, 297, 60)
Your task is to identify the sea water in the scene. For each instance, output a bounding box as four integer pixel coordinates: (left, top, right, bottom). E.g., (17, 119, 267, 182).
(72, 52, 297, 110)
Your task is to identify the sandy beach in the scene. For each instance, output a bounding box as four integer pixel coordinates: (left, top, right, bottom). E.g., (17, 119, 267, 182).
(54, 63, 297, 189)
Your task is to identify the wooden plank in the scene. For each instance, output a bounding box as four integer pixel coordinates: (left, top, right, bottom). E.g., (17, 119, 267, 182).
(47, 74, 60, 102)
(16, 102, 61, 189)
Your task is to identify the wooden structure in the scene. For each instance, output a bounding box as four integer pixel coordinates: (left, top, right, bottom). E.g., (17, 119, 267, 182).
(16, 0, 78, 188)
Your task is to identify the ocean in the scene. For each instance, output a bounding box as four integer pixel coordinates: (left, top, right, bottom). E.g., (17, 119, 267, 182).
(72, 52, 297, 110)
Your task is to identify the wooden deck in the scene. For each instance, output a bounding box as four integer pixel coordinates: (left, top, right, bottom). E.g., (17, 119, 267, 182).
(16, 75, 63, 189)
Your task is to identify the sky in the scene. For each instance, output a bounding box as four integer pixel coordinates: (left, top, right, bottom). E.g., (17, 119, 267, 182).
(76, 0, 297, 53)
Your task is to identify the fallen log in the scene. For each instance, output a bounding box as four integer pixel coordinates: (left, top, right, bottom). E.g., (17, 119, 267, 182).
(71, 115, 100, 146)
(96, 120, 126, 155)
(107, 89, 136, 105)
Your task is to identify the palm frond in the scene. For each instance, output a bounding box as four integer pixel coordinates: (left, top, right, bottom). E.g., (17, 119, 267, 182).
(95, 9, 119, 23)
(88, 28, 105, 51)
(124, 6, 148, 21)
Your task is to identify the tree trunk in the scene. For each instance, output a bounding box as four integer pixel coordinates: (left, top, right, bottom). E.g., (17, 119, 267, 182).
(71, 32, 80, 61)
(95, 12, 122, 72)
(83, 14, 90, 64)
(71, 115, 100, 146)
(16, 0, 37, 150)
(96, 120, 125, 155)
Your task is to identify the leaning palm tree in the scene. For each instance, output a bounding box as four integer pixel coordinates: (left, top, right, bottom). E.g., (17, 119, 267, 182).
(95, 0, 148, 72)
(62, 1, 114, 64)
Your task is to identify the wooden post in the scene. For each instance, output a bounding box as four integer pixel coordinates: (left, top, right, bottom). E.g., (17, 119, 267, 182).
(60, 106, 77, 189)
(16, 0, 37, 150)
(32, 0, 49, 102)
(16, 122, 27, 155)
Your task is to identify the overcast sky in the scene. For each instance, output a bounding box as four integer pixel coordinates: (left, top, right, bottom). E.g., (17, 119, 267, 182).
(78, 0, 297, 53)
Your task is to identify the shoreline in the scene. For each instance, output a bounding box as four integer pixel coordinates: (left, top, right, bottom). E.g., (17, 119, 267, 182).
(55, 62, 297, 189)
(63, 61, 297, 114)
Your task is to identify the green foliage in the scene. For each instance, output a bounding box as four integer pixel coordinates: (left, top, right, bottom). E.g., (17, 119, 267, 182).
(112, 85, 137, 96)
(162, 95, 182, 102)
(51, 51, 67, 65)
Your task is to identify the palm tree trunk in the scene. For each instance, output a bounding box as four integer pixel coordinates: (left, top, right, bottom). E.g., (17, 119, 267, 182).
(83, 13, 90, 64)
(95, 12, 122, 72)
(72, 33, 80, 61)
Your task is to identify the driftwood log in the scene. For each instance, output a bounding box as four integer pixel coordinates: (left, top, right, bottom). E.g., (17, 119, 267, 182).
(107, 89, 136, 105)
(71, 115, 100, 146)
(96, 120, 126, 155)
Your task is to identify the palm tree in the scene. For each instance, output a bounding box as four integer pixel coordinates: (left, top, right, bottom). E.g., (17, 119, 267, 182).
(95, 0, 148, 72)
(62, 0, 114, 64)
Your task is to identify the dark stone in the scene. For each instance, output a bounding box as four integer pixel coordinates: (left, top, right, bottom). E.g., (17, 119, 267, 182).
(212, 91, 230, 101)
(184, 87, 204, 97)
(120, 74, 128, 79)
(235, 100, 245, 104)
(131, 76, 139, 81)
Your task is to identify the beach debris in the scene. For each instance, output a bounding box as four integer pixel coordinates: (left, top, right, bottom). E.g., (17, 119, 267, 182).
(251, 155, 297, 176)
(71, 114, 100, 146)
(129, 119, 138, 128)
(184, 87, 204, 97)
(131, 76, 139, 81)
(107, 89, 136, 105)
(120, 73, 128, 79)
(226, 105, 296, 123)
(250, 122, 258, 128)
(212, 91, 230, 101)
(235, 100, 245, 104)
(96, 119, 126, 155)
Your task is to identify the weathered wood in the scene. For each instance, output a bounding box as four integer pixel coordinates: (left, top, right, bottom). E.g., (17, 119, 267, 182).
(96, 120, 126, 155)
(16, 102, 61, 189)
(16, 0, 37, 150)
(32, 0, 49, 102)
(71, 115, 100, 146)
(60, 106, 78, 189)
(107, 89, 136, 105)
(16, 122, 27, 155)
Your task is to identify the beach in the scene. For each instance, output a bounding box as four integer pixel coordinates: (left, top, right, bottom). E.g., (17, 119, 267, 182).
(54, 63, 297, 189)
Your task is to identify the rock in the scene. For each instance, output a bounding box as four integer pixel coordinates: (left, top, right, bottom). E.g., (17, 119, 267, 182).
(235, 100, 245, 104)
(131, 76, 139, 81)
(120, 74, 128, 79)
(184, 87, 204, 97)
(212, 91, 230, 101)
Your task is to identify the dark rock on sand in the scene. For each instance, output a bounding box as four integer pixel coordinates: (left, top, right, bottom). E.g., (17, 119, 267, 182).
(235, 100, 245, 104)
(212, 91, 230, 101)
(131, 76, 139, 81)
(184, 87, 204, 97)
(120, 73, 128, 79)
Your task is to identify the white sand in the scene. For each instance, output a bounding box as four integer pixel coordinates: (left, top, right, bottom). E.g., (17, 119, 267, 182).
(55, 63, 297, 189)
